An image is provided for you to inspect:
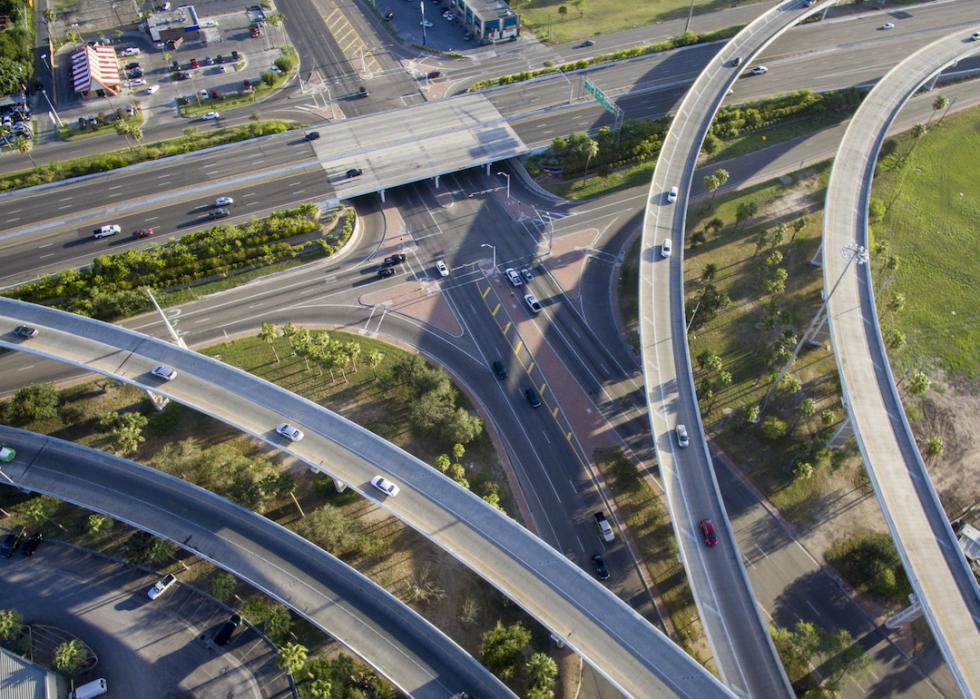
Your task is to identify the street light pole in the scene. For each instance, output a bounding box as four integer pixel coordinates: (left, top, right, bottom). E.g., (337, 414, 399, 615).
(758, 244, 869, 417)
(420, 0, 426, 46)
(496, 171, 510, 199)
(481, 243, 496, 271)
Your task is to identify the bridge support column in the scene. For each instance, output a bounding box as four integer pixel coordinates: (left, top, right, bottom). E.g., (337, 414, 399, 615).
(333, 478, 347, 493)
(433, 174, 440, 189)
(827, 416, 853, 450)
(885, 595, 922, 629)
(379, 188, 386, 203)
(810, 245, 823, 268)
(485, 162, 491, 176)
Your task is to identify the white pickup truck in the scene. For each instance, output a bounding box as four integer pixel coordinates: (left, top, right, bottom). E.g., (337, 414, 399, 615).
(93, 224, 121, 239)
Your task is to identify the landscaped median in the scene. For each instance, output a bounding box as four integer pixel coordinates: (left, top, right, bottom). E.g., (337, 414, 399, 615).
(178, 47, 298, 118)
(470, 26, 742, 90)
(2, 204, 351, 321)
(0, 120, 299, 192)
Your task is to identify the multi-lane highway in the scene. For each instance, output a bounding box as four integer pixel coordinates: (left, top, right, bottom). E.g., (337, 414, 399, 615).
(639, 1, 841, 697)
(0, 424, 512, 699)
(0, 298, 733, 698)
(822, 29, 980, 697)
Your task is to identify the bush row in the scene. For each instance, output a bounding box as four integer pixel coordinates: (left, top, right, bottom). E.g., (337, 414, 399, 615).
(4, 204, 329, 320)
(470, 26, 742, 90)
(0, 120, 297, 192)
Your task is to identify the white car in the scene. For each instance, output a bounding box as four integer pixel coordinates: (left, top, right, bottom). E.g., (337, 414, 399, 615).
(151, 365, 177, 381)
(127, 78, 146, 87)
(524, 293, 542, 314)
(435, 260, 450, 277)
(676, 424, 689, 448)
(972, 32, 980, 41)
(749, 66, 768, 75)
(120, 47, 141, 57)
(661, 239, 672, 258)
(147, 573, 177, 600)
(215, 196, 234, 207)
(370, 475, 400, 497)
(443, 12, 455, 20)
(93, 224, 121, 239)
(144, 84, 160, 94)
(666, 186, 678, 203)
(505, 267, 523, 287)
(420, 20, 433, 27)
(201, 111, 220, 120)
(276, 423, 304, 442)
(879, 22, 894, 30)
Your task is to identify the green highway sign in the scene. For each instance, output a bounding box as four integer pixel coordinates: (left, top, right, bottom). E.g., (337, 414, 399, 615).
(584, 79, 617, 114)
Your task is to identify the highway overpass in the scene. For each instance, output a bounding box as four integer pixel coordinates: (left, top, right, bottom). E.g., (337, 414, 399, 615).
(0, 424, 513, 699)
(822, 29, 980, 697)
(638, 1, 840, 696)
(0, 298, 734, 699)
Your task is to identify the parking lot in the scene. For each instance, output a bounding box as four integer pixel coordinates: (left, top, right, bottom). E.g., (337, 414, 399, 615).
(383, 0, 481, 52)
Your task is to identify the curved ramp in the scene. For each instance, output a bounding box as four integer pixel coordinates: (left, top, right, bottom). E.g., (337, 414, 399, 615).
(0, 424, 512, 699)
(0, 298, 732, 699)
(822, 29, 980, 697)
(638, 2, 835, 696)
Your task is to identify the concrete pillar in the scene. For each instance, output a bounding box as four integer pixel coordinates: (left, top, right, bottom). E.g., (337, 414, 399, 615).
(379, 188, 386, 203)
(333, 478, 347, 493)
(434, 174, 440, 189)
(485, 162, 491, 176)
(885, 595, 922, 629)
(828, 416, 853, 450)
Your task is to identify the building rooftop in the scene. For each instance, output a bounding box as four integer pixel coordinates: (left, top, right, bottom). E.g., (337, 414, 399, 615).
(467, 0, 517, 20)
(0, 647, 63, 699)
(147, 5, 200, 32)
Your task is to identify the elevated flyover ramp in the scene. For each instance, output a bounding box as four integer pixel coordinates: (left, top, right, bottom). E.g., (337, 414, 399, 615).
(822, 29, 980, 697)
(311, 94, 528, 200)
(0, 425, 513, 699)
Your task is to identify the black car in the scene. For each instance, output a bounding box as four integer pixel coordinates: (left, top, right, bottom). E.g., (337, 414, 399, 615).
(592, 554, 610, 580)
(382, 253, 406, 266)
(357, 85, 368, 98)
(304, 131, 320, 141)
(125, 61, 141, 70)
(383, 10, 393, 20)
(171, 60, 180, 71)
(492, 360, 507, 380)
(22, 532, 43, 556)
(525, 387, 542, 408)
(213, 613, 242, 646)
(127, 69, 143, 78)
(13, 325, 38, 338)
(208, 208, 231, 220)
(378, 267, 395, 278)
(230, 50, 240, 61)
(346, 168, 363, 178)
(0, 526, 26, 558)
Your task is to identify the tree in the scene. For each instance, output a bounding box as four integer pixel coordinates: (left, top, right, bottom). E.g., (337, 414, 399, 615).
(760, 416, 788, 441)
(930, 94, 948, 124)
(887, 292, 906, 314)
(772, 620, 823, 683)
(0, 56, 24, 98)
(10, 384, 59, 422)
(307, 678, 332, 698)
(703, 175, 720, 202)
(906, 370, 930, 397)
(696, 349, 722, 373)
(557, 5, 567, 17)
(910, 122, 927, 141)
(434, 453, 451, 473)
(799, 398, 816, 420)
(744, 404, 760, 424)
(24, 497, 53, 524)
(259, 323, 280, 362)
(0, 609, 22, 641)
(701, 132, 721, 156)
(444, 407, 483, 444)
(735, 201, 757, 232)
(54, 639, 88, 675)
(366, 349, 383, 379)
(87, 514, 111, 535)
(480, 621, 531, 680)
(297, 505, 358, 554)
(712, 167, 729, 189)
(452, 442, 466, 460)
(924, 436, 943, 459)
(791, 216, 808, 242)
(701, 262, 718, 283)
(277, 642, 308, 677)
(210, 571, 236, 601)
(793, 461, 813, 481)
(148, 538, 176, 563)
(264, 605, 293, 643)
(526, 652, 558, 694)
(819, 409, 835, 428)
(43, 8, 56, 24)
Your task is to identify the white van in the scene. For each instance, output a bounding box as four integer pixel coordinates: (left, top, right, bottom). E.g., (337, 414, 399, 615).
(69, 678, 108, 699)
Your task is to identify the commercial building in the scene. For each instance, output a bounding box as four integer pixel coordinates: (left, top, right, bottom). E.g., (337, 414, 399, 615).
(70, 44, 121, 99)
(146, 5, 201, 45)
(446, 0, 519, 42)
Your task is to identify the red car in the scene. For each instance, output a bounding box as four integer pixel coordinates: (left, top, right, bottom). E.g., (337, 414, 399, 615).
(699, 518, 718, 547)
(250, 25, 261, 37)
(133, 228, 154, 238)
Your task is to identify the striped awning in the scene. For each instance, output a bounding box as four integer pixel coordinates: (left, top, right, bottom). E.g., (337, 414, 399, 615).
(71, 44, 121, 94)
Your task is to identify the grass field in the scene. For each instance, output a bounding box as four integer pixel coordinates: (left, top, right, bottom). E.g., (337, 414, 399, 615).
(511, 0, 764, 43)
(870, 107, 980, 381)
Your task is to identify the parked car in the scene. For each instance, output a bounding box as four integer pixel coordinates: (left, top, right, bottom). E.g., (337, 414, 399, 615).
(124, 61, 141, 70)
(147, 573, 177, 600)
(203, 55, 214, 65)
(171, 60, 180, 71)
(358, 85, 368, 98)
(230, 50, 240, 61)
(120, 47, 141, 57)
(22, 532, 43, 556)
(127, 78, 146, 87)
(420, 19, 433, 27)
(520, 267, 533, 282)
(216, 54, 225, 64)
(93, 224, 121, 239)
(243, 79, 254, 91)
(126, 68, 143, 78)
(370, 475, 400, 497)
(463, 32, 473, 40)
(505, 267, 522, 286)
(189, 57, 200, 69)
(132, 228, 154, 238)
(383, 10, 394, 20)
(523, 293, 542, 314)
(276, 423, 304, 442)
(1, 526, 27, 558)
(213, 614, 242, 646)
(151, 365, 177, 381)
(13, 326, 38, 339)
(0, 444, 16, 462)
(173, 71, 189, 80)
(699, 518, 718, 547)
(250, 25, 262, 37)
(592, 553, 610, 580)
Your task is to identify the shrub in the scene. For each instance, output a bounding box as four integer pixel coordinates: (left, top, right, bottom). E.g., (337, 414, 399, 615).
(759, 415, 788, 441)
(827, 532, 911, 604)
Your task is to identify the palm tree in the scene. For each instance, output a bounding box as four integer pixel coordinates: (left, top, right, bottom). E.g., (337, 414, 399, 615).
(258, 323, 280, 362)
(277, 642, 308, 677)
(54, 639, 88, 675)
(15, 135, 36, 168)
(929, 94, 948, 125)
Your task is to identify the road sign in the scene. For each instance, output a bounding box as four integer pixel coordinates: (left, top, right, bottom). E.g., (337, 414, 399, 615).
(584, 79, 617, 115)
